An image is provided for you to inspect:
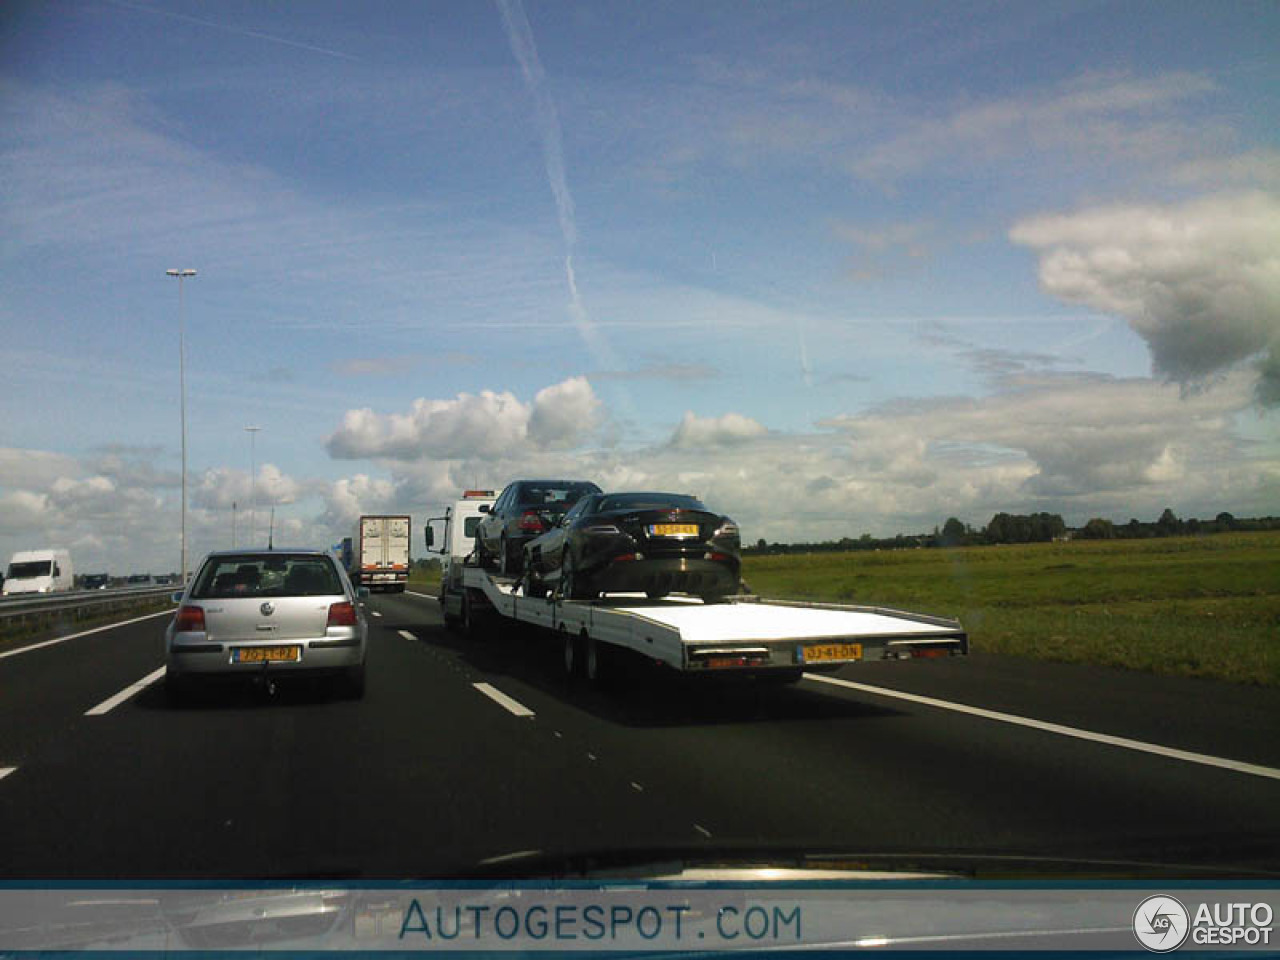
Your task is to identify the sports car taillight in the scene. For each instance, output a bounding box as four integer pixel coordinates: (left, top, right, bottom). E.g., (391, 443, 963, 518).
(327, 602, 358, 627)
(174, 605, 206, 633)
(518, 510, 546, 533)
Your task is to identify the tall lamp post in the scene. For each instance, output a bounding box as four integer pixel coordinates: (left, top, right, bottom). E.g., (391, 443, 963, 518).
(166, 268, 196, 583)
(245, 425, 261, 545)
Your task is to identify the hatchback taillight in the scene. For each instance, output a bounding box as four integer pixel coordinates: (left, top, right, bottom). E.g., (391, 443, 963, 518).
(327, 601, 358, 627)
(174, 605, 206, 633)
(518, 510, 546, 533)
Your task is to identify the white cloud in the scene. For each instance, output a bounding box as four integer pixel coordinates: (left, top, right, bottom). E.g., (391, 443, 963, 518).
(669, 411, 768, 449)
(1170, 150, 1280, 190)
(0, 448, 82, 490)
(527, 377, 602, 449)
(326, 377, 602, 461)
(1010, 192, 1280, 400)
(329, 357, 417, 377)
(192, 464, 305, 510)
(848, 72, 1219, 185)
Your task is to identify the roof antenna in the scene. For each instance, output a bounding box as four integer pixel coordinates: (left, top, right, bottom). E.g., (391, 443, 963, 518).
(268, 506, 275, 550)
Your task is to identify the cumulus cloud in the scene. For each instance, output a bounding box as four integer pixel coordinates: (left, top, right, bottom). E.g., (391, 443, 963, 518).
(1010, 192, 1280, 401)
(320, 474, 400, 529)
(192, 465, 305, 511)
(669, 411, 768, 449)
(326, 377, 601, 461)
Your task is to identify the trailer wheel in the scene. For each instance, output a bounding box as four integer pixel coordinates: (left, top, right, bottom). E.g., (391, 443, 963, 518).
(562, 629, 583, 678)
(585, 634, 607, 685)
(461, 590, 482, 640)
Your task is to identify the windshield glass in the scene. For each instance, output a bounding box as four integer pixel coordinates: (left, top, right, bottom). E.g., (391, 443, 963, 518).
(2, 0, 1278, 901)
(192, 555, 341, 598)
(7, 561, 51, 579)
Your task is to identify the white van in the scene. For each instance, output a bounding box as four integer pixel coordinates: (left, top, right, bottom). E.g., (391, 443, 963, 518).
(3, 549, 74, 595)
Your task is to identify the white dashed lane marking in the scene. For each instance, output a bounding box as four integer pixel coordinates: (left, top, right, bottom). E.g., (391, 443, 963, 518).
(85, 666, 167, 716)
(472, 682, 536, 718)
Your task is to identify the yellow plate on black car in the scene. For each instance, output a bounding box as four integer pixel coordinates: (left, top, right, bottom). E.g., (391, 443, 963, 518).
(232, 645, 301, 663)
(649, 523, 700, 536)
(800, 642, 862, 663)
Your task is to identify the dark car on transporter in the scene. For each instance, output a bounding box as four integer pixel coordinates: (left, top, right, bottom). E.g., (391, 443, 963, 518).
(522, 491, 741, 603)
(475, 479, 602, 575)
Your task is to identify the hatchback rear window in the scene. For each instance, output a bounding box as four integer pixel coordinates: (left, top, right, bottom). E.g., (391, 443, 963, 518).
(192, 555, 341, 598)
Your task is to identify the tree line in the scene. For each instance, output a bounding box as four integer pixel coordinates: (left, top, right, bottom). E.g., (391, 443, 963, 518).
(743, 509, 1280, 555)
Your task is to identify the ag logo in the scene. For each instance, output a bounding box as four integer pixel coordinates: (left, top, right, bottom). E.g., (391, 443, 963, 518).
(1133, 895, 1190, 952)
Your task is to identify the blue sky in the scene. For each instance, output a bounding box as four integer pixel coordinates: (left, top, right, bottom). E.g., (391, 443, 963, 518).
(1, 0, 1277, 573)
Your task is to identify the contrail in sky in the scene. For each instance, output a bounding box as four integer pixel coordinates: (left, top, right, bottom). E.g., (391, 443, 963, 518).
(496, 0, 618, 371)
(107, 0, 361, 61)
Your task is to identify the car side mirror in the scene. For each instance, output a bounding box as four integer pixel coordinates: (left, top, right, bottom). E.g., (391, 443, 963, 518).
(425, 527, 434, 547)
(478, 504, 491, 514)
(170, 591, 184, 604)
(357, 586, 371, 599)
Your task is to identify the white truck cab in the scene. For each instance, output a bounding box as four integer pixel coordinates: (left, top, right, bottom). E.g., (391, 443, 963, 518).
(424, 491, 496, 623)
(3, 549, 74, 595)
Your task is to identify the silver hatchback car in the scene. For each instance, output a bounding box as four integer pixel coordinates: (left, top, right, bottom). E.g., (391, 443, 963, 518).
(165, 549, 369, 701)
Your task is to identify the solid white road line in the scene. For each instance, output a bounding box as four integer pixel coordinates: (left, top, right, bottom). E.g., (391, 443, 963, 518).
(0, 767, 16, 782)
(405, 590, 437, 600)
(472, 682, 535, 718)
(85, 666, 167, 716)
(805, 673, 1280, 782)
(371, 610, 383, 617)
(0, 610, 172, 662)
(398, 630, 418, 642)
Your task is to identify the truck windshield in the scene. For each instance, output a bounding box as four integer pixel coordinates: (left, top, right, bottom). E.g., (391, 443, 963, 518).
(7, 561, 51, 579)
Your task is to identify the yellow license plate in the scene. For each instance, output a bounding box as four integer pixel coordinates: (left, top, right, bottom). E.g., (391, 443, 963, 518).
(233, 645, 300, 663)
(650, 523, 699, 536)
(801, 642, 862, 663)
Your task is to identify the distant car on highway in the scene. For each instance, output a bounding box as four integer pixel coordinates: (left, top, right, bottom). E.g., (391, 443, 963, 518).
(523, 491, 741, 602)
(475, 479, 602, 575)
(164, 549, 369, 702)
(82, 573, 110, 590)
(126, 573, 154, 587)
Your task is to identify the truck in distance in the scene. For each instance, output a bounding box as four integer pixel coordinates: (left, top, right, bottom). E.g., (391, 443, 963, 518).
(351, 515, 411, 593)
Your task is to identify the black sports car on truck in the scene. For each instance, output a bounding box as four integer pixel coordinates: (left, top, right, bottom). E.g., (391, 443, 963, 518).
(523, 491, 741, 603)
(475, 479, 603, 575)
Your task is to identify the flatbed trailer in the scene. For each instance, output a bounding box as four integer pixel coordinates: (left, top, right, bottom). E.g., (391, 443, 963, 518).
(453, 564, 966, 682)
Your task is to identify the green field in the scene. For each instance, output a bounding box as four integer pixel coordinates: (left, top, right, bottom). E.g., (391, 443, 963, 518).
(742, 532, 1280, 686)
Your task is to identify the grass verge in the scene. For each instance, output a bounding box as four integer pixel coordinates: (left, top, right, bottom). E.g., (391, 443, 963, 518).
(742, 532, 1280, 686)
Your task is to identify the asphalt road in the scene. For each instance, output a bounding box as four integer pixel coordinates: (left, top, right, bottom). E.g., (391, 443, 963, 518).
(1, 590, 1278, 879)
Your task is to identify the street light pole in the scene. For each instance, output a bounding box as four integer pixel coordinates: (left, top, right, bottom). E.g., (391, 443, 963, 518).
(245, 426, 261, 545)
(166, 268, 196, 583)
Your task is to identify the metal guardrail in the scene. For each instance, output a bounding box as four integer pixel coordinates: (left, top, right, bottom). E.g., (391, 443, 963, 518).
(0, 585, 178, 623)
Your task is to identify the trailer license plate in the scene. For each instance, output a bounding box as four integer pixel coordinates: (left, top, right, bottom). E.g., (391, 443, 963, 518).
(800, 642, 862, 663)
(232, 646, 300, 663)
(650, 523, 699, 536)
